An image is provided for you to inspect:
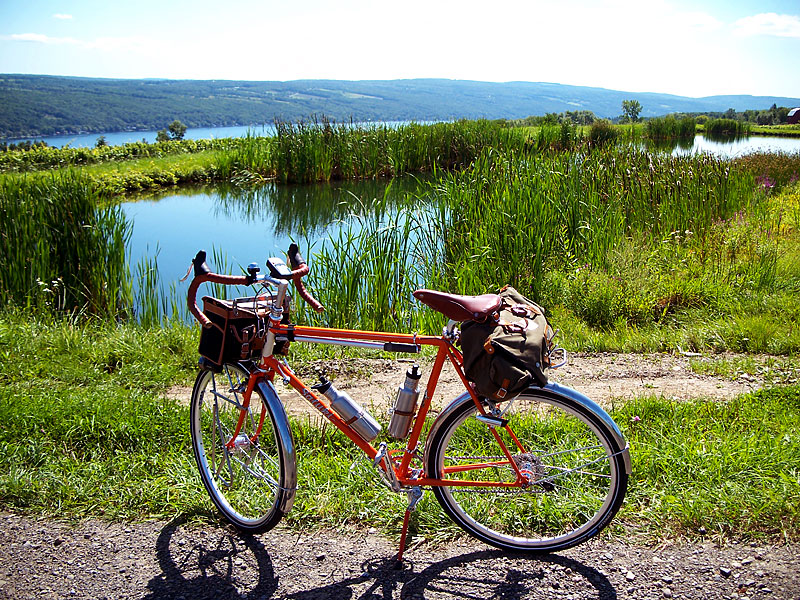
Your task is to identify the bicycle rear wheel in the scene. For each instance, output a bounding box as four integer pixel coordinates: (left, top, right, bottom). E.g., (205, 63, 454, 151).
(426, 389, 628, 552)
(190, 363, 294, 533)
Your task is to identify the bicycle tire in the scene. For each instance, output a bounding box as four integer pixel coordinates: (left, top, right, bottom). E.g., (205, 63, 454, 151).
(190, 363, 295, 533)
(425, 388, 628, 552)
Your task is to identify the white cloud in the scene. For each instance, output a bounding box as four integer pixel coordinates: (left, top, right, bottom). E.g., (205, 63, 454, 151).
(52, 13, 73, 20)
(682, 11, 723, 32)
(733, 13, 800, 38)
(3, 32, 160, 53)
(4, 33, 79, 44)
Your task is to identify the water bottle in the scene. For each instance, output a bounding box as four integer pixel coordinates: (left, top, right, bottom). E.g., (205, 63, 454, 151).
(312, 376, 382, 442)
(387, 364, 422, 439)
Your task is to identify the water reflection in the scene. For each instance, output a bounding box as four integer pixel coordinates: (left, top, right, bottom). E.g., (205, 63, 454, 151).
(212, 176, 428, 236)
(674, 134, 800, 157)
(645, 137, 695, 153)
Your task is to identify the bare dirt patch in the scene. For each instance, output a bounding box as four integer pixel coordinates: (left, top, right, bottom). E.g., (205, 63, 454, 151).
(3, 353, 797, 599)
(167, 352, 765, 421)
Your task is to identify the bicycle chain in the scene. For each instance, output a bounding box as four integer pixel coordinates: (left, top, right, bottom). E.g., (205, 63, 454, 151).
(443, 455, 549, 495)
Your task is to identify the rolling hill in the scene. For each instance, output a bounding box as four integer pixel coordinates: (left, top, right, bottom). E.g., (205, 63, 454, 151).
(1, 74, 799, 138)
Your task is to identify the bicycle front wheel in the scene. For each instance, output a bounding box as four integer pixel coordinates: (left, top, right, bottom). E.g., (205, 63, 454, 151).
(426, 389, 628, 552)
(190, 363, 294, 533)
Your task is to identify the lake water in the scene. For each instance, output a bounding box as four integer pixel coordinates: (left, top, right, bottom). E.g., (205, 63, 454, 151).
(4, 121, 424, 149)
(5, 124, 277, 148)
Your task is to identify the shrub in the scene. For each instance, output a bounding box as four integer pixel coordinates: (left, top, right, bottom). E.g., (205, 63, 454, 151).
(588, 120, 619, 147)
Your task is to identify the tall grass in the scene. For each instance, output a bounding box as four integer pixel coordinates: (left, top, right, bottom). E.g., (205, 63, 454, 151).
(588, 119, 619, 147)
(732, 151, 800, 190)
(0, 171, 131, 316)
(426, 146, 755, 299)
(645, 116, 696, 140)
(216, 119, 527, 184)
(299, 190, 424, 332)
(704, 118, 752, 138)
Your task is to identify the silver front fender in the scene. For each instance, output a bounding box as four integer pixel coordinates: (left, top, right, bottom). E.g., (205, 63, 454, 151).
(424, 383, 631, 475)
(256, 379, 298, 513)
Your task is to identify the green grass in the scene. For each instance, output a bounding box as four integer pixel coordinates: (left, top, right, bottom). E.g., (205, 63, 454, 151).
(616, 387, 800, 540)
(0, 313, 798, 541)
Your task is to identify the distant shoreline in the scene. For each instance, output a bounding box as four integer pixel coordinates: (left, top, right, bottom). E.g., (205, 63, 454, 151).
(3, 74, 799, 140)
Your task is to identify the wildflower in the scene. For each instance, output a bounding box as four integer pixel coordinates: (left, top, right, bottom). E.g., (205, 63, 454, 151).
(755, 174, 775, 191)
(631, 415, 641, 423)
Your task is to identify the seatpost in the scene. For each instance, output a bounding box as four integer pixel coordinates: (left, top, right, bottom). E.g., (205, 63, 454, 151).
(262, 279, 289, 358)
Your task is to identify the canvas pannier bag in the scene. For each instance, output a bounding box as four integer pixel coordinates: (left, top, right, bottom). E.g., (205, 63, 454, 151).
(460, 286, 555, 401)
(198, 294, 287, 366)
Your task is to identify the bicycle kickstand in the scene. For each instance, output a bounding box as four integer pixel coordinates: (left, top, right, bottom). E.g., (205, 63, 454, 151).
(396, 486, 424, 565)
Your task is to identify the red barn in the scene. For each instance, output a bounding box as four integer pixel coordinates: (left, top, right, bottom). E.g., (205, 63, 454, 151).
(789, 108, 800, 124)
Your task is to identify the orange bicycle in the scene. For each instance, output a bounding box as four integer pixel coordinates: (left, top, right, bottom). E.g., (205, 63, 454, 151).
(186, 245, 630, 556)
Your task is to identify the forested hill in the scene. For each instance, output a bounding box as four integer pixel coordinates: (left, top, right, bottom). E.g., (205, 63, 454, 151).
(2, 74, 799, 138)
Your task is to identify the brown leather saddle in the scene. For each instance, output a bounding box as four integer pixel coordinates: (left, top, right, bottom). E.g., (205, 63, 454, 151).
(413, 289, 501, 322)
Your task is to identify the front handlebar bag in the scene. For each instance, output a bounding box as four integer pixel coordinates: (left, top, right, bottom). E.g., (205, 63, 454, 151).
(198, 295, 271, 366)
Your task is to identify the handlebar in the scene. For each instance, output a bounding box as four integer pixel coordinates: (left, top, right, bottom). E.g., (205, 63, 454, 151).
(187, 245, 324, 328)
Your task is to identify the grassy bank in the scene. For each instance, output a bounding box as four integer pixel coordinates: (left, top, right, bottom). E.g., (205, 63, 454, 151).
(0, 138, 234, 173)
(750, 124, 800, 137)
(0, 314, 797, 541)
(0, 120, 525, 196)
(296, 149, 800, 354)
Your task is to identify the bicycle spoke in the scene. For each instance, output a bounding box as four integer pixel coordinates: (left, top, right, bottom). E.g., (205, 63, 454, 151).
(190, 364, 292, 532)
(428, 391, 628, 551)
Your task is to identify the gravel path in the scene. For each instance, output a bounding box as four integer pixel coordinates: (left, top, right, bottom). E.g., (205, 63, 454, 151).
(1, 513, 798, 599)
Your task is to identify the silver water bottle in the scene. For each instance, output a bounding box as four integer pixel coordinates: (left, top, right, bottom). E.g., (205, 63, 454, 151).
(312, 376, 382, 442)
(387, 364, 422, 439)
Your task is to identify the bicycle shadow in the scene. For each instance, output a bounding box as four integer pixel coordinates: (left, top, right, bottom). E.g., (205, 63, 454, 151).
(144, 516, 278, 600)
(144, 518, 617, 600)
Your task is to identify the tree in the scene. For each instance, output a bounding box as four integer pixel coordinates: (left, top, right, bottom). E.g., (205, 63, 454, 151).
(95, 135, 108, 148)
(168, 120, 187, 140)
(621, 99, 642, 123)
(155, 120, 187, 142)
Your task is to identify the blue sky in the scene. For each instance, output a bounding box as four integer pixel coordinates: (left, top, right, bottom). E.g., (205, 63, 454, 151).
(1, 0, 799, 98)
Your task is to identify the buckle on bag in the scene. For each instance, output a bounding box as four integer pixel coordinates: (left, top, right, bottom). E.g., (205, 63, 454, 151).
(495, 378, 512, 399)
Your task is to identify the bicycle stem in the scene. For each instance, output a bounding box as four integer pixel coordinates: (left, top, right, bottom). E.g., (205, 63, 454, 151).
(262, 278, 290, 359)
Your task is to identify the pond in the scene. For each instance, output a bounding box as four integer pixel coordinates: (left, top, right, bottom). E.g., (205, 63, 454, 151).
(122, 176, 428, 304)
(672, 134, 800, 158)
(121, 132, 800, 314)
